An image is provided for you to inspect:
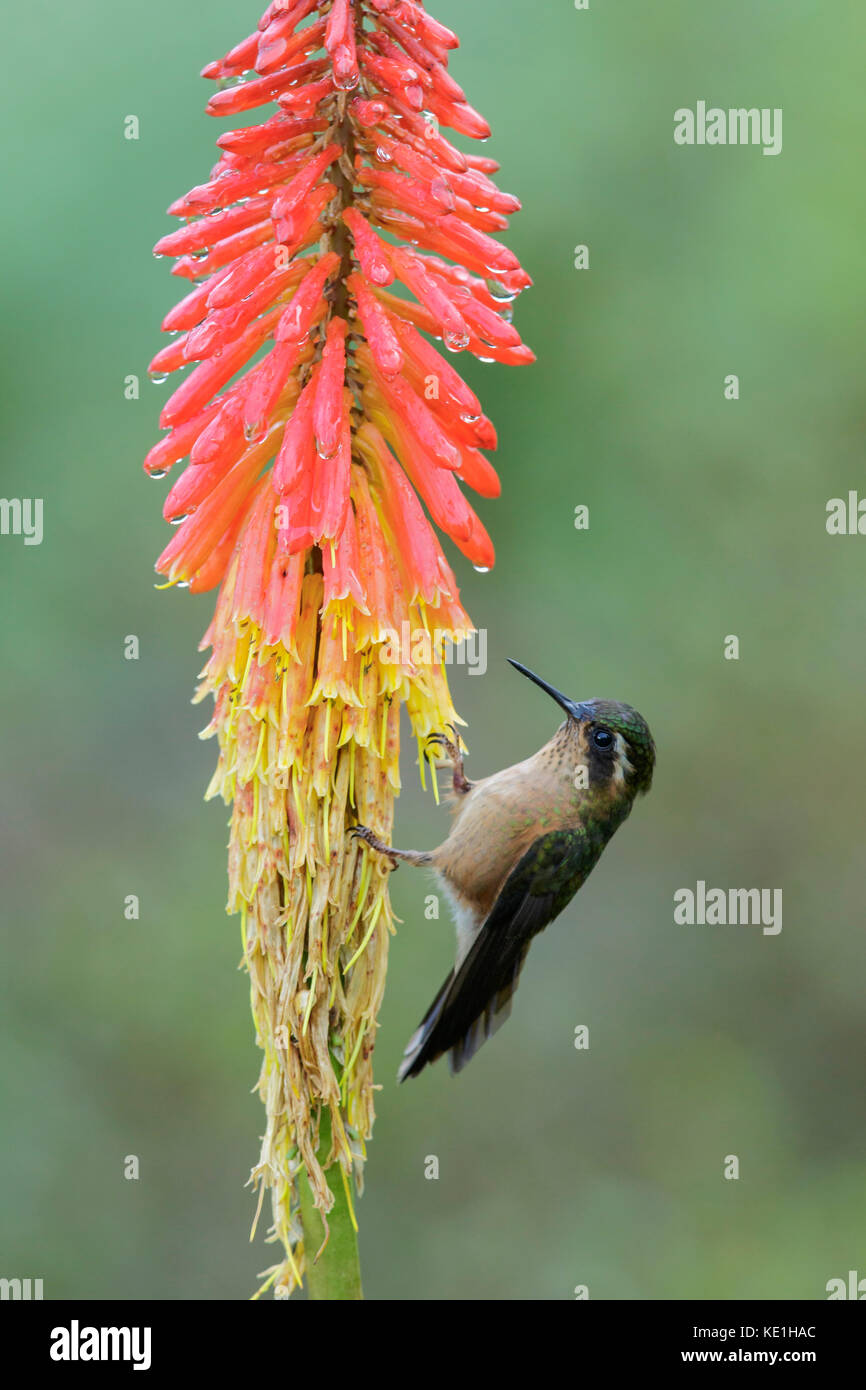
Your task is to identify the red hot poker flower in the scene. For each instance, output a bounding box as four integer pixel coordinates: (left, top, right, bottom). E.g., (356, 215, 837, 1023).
(145, 0, 532, 1298)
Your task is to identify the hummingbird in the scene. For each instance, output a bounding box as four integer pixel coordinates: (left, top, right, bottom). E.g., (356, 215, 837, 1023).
(351, 659, 655, 1080)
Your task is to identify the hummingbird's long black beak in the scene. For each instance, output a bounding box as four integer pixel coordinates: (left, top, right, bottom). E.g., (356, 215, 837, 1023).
(507, 659, 585, 720)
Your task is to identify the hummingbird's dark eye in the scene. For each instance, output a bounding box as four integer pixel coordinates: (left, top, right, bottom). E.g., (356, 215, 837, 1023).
(591, 727, 614, 750)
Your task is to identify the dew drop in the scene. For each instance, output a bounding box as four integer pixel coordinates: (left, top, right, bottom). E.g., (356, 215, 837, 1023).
(169, 513, 189, 526)
(148, 469, 167, 480)
(460, 413, 480, 424)
(176, 580, 191, 589)
(478, 355, 495, 364)
(150, 372, 169, 385)
(473, 565, 490, 574)
(486, 278, 516, 303)
(444, 330, 469, 352)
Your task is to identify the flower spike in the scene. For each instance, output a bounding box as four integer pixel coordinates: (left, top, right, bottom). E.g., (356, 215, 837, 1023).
(144, 0, 531, 1299)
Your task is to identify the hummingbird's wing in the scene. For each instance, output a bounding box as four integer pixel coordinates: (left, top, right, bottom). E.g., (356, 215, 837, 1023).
(398, 828, 603, 1080)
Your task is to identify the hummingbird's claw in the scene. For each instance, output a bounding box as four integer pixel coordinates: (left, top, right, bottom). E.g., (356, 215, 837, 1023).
(425, 729, 459, 756)
(350, 824, 399, 870)
(423, 728, 472, 795)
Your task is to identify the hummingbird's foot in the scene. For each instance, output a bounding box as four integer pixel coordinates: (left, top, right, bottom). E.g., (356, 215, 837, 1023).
(425, 727, 473, 796)
(350, 825, 398, 869)
(350, 826, 434, 870)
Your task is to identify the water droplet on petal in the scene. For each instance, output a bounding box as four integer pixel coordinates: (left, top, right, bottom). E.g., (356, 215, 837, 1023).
(486, 279, 516, 303)
(148, 470, 167, 480)
(444, 330, 469, 352)
(460, 413, 480, 424)
(170, 513, 189, 525)
(473, 565, 490, 574)
(150, 372, 169, 385)
(176, 579, 191, 589)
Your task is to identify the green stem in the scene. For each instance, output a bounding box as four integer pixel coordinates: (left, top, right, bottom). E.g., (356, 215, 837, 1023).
(298, 1110, 363, 1300)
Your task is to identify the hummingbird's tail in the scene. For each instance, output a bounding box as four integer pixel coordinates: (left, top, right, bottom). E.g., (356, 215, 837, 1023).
(397, 972, 455, 1081)
(396, 939, 530, 1081)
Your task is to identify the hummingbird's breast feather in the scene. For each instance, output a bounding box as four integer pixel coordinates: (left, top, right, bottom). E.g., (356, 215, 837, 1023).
(431, 752, 582, 927)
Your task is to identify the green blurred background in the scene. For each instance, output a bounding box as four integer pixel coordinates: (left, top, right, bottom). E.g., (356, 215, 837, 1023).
(1, 0, 863, 1300)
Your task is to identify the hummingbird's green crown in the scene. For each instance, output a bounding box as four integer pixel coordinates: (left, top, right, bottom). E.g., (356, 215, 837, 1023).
(578, 699, 656, 795)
